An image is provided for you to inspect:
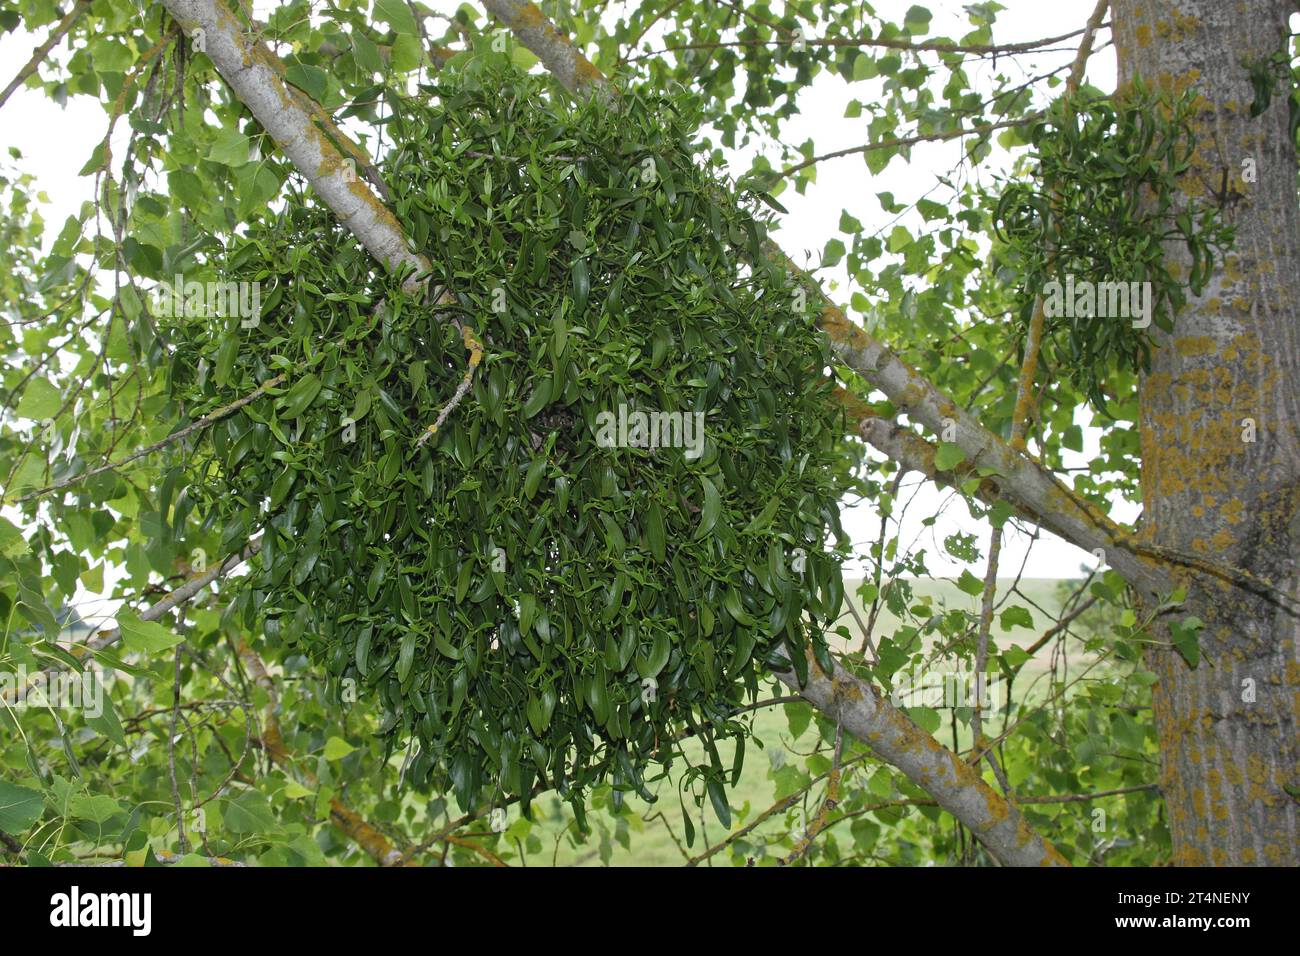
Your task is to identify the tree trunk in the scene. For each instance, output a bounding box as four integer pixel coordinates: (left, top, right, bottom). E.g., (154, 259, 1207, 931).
(1114, 0, 1300, 864)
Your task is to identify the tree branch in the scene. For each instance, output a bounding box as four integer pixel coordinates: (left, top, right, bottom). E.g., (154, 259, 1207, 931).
(1003, 1, 1108, 453)
(0, 1, 91, 111)
(235, 640, 414, 866)
(2, 540, 260, 706)
(159, 0, 430, 292)
(622, 25, 1098, 63)
(775, 656, 1068, 866)
(824, 312, 1172, 600)
(686, 751, 873, 866)
(777, 116, 1035, 179)
(237, 640, 509, 866)
(14, 374, 285, 503)
(1067, 1, 1111, 92)
(481, 1, 608, 96)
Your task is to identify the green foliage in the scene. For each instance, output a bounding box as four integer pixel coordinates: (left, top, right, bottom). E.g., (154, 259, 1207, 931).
(0, 0, 1204, 866)
(993, 83, 1234, 408)
(166, 67, 851, 816)
(1244, 43, 1300, 139)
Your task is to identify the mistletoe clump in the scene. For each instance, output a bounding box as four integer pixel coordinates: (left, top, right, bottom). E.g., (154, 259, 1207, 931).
(167, 67, 851, 819)
(993, 82, 1234, 408)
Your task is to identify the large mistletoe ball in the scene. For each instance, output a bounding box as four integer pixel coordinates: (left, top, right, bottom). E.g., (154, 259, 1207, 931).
(169, 67, 851, 816)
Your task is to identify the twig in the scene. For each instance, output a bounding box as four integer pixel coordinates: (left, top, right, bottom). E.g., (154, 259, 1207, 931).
(777, 116, 1035, 179)
(616, 0, 687, 65)
(0, 1, 91, 110)
(14, 374, 285, 503)
(168, 647, 189, 854)
(685, 753, 871, 867)
(833, 783, 1160, 827)
(416, 325, 482, 448)
(776, 5, 1108, 184)
(859, 470, 904, 659)
(781, 719, 845, 865)
(1014, 594, 1101, 670)
(972, 525, 1012, 792)
(622, 25, 1097, 64)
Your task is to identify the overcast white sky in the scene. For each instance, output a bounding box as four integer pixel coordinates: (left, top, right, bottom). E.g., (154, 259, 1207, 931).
(0, 1, 1132, 585)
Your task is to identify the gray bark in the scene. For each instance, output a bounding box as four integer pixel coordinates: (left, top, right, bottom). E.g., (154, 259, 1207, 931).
(1115, 0, 1300, 865)
(160, 0, 430, 291)
(777, 663, 1068, 866)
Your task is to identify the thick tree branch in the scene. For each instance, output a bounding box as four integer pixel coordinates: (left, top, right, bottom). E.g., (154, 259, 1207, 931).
(160, 0, 483, 446)
(159, 0, 430, 292)
(775, 658, 1069, 866)
(837, 387, 1078, 541)
(824, 313, 1172, 600)
(481, 0, 608, 96)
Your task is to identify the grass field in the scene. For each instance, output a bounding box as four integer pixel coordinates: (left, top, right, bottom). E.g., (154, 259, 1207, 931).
(497, 576, 1104, 866)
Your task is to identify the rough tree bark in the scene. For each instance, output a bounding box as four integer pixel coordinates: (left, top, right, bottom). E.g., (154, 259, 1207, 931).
(1114, 0, 1300, 864)
(775, 660, 1069, 866)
